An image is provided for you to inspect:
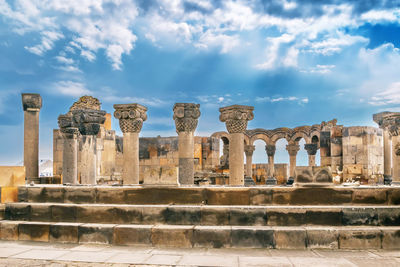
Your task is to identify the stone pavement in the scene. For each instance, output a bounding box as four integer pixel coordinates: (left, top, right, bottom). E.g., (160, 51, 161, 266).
(0, 241, 400, 266)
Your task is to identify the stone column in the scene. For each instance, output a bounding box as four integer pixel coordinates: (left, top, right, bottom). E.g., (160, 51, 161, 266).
(22, 93, 42, 179)
(244, 145, 255, 177)
(305, 143, 318, 167)
(220, 105, 254, 185)
(58, 114, 79, 184)
(173, 103, 201, 185)
(286, 143, 300, 178)
(373, 112, 393, 182)
(72, 109, 106, 185)
(114, 104, 147, 185)
(265, 144, 276, 177)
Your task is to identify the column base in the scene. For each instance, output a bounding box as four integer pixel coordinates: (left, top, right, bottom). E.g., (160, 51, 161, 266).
(244, 176, 256, 186)
(383, 175, 392, 185)
(265, 177, 277, 186)
(286, 177, 295, 186)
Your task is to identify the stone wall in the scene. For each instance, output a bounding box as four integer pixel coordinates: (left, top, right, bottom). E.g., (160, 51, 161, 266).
(342, 126, 384, 181)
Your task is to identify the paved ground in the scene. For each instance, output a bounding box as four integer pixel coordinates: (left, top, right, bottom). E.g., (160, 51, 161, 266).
(0, 241, 399, 266)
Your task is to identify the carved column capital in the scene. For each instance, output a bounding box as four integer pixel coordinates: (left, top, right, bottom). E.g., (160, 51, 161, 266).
(286, 143, 300, 156)
(304, 143, 318, 155)
(22, 93, 42, 112)
(58, 114, 79, 139)
(219, 105, 254, 134)
(173, 103, 200, 133)
(244, 145, 255, 157)
(114, 104, 148, 133)
(72, 109, 106, 136)
(265, 144, 276, 157)
(374, 112, 400, 136)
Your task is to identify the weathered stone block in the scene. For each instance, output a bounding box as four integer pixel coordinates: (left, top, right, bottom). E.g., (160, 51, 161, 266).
(339, 229, 381, 249)
(51, 204, 76, 222)
(163, 207, 201, 225)
(30, 204, 51, 221)
(342, 208, 379, 226)
(306, 228, 338, 249)
(388, 189, 400, 205)
(77, 205, 141, 224)
(378, 208, 400, 226)
(151, 225, 193, 248)
(41, 187, 65, 203)
(96, 188, 125, 204)
(230, 208, 267, 226)
(381, 228, 400, 249)
(110, 206, 142, 224)
(124, 187, 203, 205)
(206, 188, 250, 205)
(290, 188, 352, 205)
(64, 188, 96, 204)
(19, 222, 50, 242)
(274, 228, 306, 249)
(267, 208, 306, 226)
(141, 206, 166, 224)
(231, 227, 274, 248)
(249, 188, 273, 205)
(0, 220, 19, 240)
(200, 207, 230, 226)
(113, 225, 152, 246)
(352, 189, 387, 204)
(17, 187, 28, 202)
(78, 224, 115, 244)
(305, 209, 342, 226)
(5, 203, 30, 221)
(50, 223, 80, 243)
(271, 188, 293, 205)
(27, 187, 45, 203)
(193, 226, 231, 248)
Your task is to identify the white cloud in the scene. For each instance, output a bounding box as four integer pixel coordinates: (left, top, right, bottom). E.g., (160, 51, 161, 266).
(361, 9, 400, 23)
(24, 31, 64, 55)
(301, 64, 336, 74)
(368, 82, 400, 106)
(255, 96, 309, 105)
(53, 81, 93, 97)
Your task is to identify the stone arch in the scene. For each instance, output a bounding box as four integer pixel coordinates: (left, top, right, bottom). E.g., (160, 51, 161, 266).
(211, 131, 230, 169)
(290, 130, 311, 144)
(249, 133, 271, 146)
(270, 128, 291, 143)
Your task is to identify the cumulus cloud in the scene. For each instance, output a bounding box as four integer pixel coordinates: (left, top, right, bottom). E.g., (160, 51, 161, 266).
(53, 81, 93, 97)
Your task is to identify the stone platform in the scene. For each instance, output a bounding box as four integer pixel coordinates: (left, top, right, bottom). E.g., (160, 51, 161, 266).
(0, 185, 399, 250)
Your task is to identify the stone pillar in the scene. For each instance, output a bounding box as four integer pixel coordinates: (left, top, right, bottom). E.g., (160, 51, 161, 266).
(373, 112, 393, 181)
(305, 143, 318, 167)
(72, 109, 106, 185)
(114, 104, 147, 185)
(286, 143, 300, 178)
(58, 114, 79, 184)
(22, 93, 42, 179)
(265, 144, 276, 177)
(244, 145, 255, 177)
(173, 103, 201, 185)
(219, 105, 254, 186)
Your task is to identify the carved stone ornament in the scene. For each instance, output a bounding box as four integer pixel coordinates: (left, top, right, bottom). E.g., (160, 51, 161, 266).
(72, 109, 106, 136)
(173, 103, 201, 132)
(374, 112, 400, 135)
(69, 96, 101, 113)
(395, 143, 400, 156)
(114, 104, 148, 133)
(58, 114, 79, 139)
(219, 105, 254, 134)
(286, 144, 300, 156)
(265, 144, 276, 157)
(304, 143, 318, 155)
(22, 93, 42, 111)
(244, 145, 255, 156)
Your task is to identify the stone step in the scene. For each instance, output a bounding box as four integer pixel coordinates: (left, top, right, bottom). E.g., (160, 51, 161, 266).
(18, 185, 400, 205)
(1, 220, 399, 250)
(5, 203, 400, 226)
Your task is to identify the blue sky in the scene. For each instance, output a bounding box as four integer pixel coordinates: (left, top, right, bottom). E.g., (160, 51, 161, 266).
(0, 0, 400, 166)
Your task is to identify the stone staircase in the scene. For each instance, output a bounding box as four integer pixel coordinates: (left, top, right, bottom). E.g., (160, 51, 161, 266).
(0, 185, 399, 249)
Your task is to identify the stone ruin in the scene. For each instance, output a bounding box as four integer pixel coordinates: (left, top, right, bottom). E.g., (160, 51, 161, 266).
(42, 95, 400, 187)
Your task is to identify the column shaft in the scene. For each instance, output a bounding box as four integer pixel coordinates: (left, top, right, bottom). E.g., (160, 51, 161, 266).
(246, 155, 252, 177)
(24, 111, 40, 178)
(80, 135, 96, 184)
(122, 132, 140, 184)
(308, 155, 316, 167)
(62, 137, 78, 184)
(178, 131, 194, 184)
(229, 133, 244, 185)
(383, 130, 392, 177)
(392, 135, 400, 184)
(289, 155, 296, 177)
(268, 155, 275, 177)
